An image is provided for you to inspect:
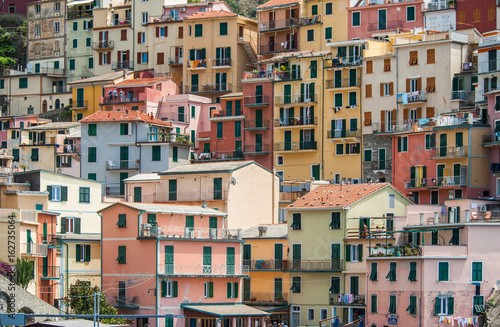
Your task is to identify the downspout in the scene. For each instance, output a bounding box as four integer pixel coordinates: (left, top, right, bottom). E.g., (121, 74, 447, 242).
(98, 212, 103, 291)
(321, 54, 325, 180)
(418, 258, 422, 327)
(156, 234, 159, 327)
(62, 240, 69, 314)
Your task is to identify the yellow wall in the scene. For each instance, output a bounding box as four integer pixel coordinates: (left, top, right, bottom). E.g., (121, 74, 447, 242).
(71, 85, 103, 121)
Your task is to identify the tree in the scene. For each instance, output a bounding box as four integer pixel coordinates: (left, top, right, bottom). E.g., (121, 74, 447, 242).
(16, 257, 34, 290)
(62, 280, 126, 325)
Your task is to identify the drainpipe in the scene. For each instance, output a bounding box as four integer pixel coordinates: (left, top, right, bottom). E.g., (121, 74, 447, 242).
(321, 54, 325, 180)
(62, 240, 69, 314)
(98, 212, 103, 291)
(156, 236, 159, 327)
(418, 257, 422, 327)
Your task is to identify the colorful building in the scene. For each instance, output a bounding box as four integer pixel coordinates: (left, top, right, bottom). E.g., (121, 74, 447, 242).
(66, 0, 94, 82)
(100, 201, 269, 327)
(455, 0, 497, 33)
(484, 88, 500, 198)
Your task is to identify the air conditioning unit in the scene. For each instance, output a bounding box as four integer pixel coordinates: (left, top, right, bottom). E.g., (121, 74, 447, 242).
(479, 205, 487, 212)
(180, 7, 186, 12)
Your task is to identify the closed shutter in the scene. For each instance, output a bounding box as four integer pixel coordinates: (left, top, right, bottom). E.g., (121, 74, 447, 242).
(426, 106, 435, 118)
(427, 49, 435, 64)
(75, 217, 81, 234)
(85, 245, 91, 261)
(364, 111, 372, 126)
(366, 60, 373, 74)
(365, 84, 372, 98)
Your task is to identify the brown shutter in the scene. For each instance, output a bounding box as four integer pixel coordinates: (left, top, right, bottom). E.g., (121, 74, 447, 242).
(165, 26, 168, 37)
(417, 107, 422, 119)
(406, 79, 411, 92)
(409, 51, 418, 65)
(366, 60, 373, 74)
(427, 49, 435, 64)
(380, 83, 384, 97)
(403, 109, 409, 121)
(157, 52, 164, 65)
(138, 32, 141, 44)
(121, 29, 127, 41)
(389, 82, 394, 96)
(426, 77, 436, 92)
(117, 51, 121, 61)
(156, 27, 160, 37)
(99, 52, 103, 65)
(384, 58, 391, 71)
(381, 110, 386, 131)
(426, 106, 435, 118)
(417, 77, 422, 91)
(364, 111, 372, 126)
(126, 50, 130, 62)
(178, 26, 183, 39)
(137, 52, 141, 64)
(99, 31, 103, 41)
(391, 109, 397, 126)
(365, 84, 372, 98)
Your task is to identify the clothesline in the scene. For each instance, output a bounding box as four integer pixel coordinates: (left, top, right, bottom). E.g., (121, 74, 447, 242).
(438, 316, 479, 326)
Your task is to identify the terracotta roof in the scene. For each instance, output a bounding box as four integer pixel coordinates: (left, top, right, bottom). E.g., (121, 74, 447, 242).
(79, 111, 171, 127)
(185, 10, 237, 20)
(67, 71, 128, 85)
(287, 183, 391, 209)
(257, 0, 299, 10)
(107, 78, 165, 88)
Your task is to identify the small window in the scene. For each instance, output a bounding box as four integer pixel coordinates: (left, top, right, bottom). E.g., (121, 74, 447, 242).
(406, 6, 415, 21)
(307, 29, 314, 42)
(142, 12, 148, 24)
(407, 295, 417, 315)
(220, 22, 228, 36)
(352, 12, 360, 26)
(117, 214, 126, 228)
(204, 281, 214, 298)
(330, 212, 341, 229)
(438, 262, 449, 281)
(364, 149, 372, 162)
(31, 148, 39, 161)
(276, 155, 284, 166)
(117, 246, 126, 264)
(369, 262, 377, 281)
(473, 295, 484, 315)
(195, 24, 203, 37)
(291, 276, 301, 293)
(388, 194, 395, 208)
(76, 244, 91, 262)
(79, 187, 90, 203)
(386, 262, 397, 281)
(397, 136, 408, 152)
(325, 27, 332, 40)
(389, 295, 397, 314)
(371, 294, 377, 313)
(336, 143, 344, 155)
(19, 78, 28, 89)
(307, 309, 314, 321)
(292, 213, 301, 230)
(152, 145, 161, 161)
(325, 2, 332, 15)
(472, 262, 482, 282)
(409, 262, 417, 281)
(88, 124, 97, 136)
(425, 134, 435, 150)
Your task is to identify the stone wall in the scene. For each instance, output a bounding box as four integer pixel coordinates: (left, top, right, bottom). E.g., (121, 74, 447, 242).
(362, 134, 393, 183)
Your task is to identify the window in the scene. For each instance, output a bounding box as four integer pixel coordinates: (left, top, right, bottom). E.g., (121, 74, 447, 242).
(73, 21, 78, 31)
(397, 136, 408, 152)
(19, 78, 28, 89)
(345, 143, 360, 154)
(235, 121, 241, 138)
(435, 297, 454, 315)
(69, 59, 75, 70)
(217, 122, 223, 138)
(140, 52, 148, 64)
(409, 50, 418, 65)
(191, 106, 196, 118)
(79, 187, 90, 203)
(320, 308, 327, 321)
(455, 132, 463, 147)
(345, 244, 361, 262)
(161, 280, 178, 298)
(88, 147, 96, 162)
(61, 217, 79, 233)
(389, 194, 395, 208)
(169, 179, 177, 201)
(0, 80, 3, 89)
(310, 60, 317, 79)
(117, 214, 126, 228)
(292, 213, 301, 230)
(307, 29, 314, 42)
(47, 185, 68, 202)
(76, 244, 91, 262)
(409, 262, 417, 281)
(35, 25, 40, 35)
(120, 123, 131, 135)
(307, 309, 314, 321)
(330, 212, 340, 229)
(86, 37, 91, 47)
(366, 60, 373, 74)
(277, 155, 284, 165)
(473, 296, 485, 315)
(406, 6, 415, 21)
(352, 11, 360, 26)
(220, 22, 228, 35)
(472, 262, 483, 282)
(142, 12, 148, 24)
(12, 149, 19, 162)
(389, 295, 397, 314)
(334, 93, 343, 107)
(384, 58, 391, 71)
(329, 277, 340, 294)
(117, 246, 126, 264)
(88, 124, 97, 136)
(425, 134, 435, 149)
(426, 77, 436, 93)
(88, 58, 93, 69)
(369, 262, 377, 281)
(325, 3, 332, 15)
(382, 83, 390, 96)
(9, 3, 15, 13)
(325, 27, 332, 40)
(473, 8, 480, 22)
(54, 1, 60, 11)
(102, 52, 109, 65)
(364, 149, 372, 162)
(54, 22, 60, 33)
(407, 295, 417, 315)
(152, 145, 161, 161)
(427, 48, 435, 64)
(336, 143, 344, 155)
(311, 5, 318, 15)
(438, 262, 449, 281)
(386, 262, 397, 281)
(204, 282, 214, 298)
(226, 282, 239, 298)
(31, 148, 39, 161)
(138, 32, 145, 44)
(195, 24, 203, 37)
(371, 294, 377, 313)
(348, 91, 357, 106)
(291, 276, 301, 293)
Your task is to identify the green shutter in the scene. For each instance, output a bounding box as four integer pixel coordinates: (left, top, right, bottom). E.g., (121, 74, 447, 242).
(152, 145, 161, 161)
(173, 146, 178, 162)
(76, 244, 81, 261)
(75, 217, 81, 234)
(358, 244, 363, 261)
(234, 282, 238, 298)
(165, 245, 174, 274)
(203, 247, 212, 266)
(227, 282, 232, 298)
(371, 294, 377, 313)
(409, 262, 417, 281)
(227, 247, 235, 274)
(435, 297, 441, 315)
(161, 280, 167, 297)
(448, 297, 454, 315)
(398, 137, 402, 152)
(85, 244, 91, 261)
(438, 262, 448, 281)
(331, 243, 340, 260)
(345, 244, 351, 262)
(62, 186, 68, 201)
(456, 132, 463, 147)
(369, 262, 377, 281)
(173, 281, 178, 297)
(60, 217, 66, 233)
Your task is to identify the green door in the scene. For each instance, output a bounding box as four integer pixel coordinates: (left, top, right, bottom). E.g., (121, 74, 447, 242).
(255, 134, 263, 152)
(43, 223, 47, 240)
(284, 85, 291, 104)
(203, 247, 212, 273)
(243, 244, 251, 266)
(243, 278, 251, 301)
(178, 106, 185, 122)
(489, 49, 497, 72)
(378, 9, 387, 30)
(379, 148, 386, 170)
(255, 85, 263, 104)
(274, 278, 283, 301)
(185, 216, 194, 237)
(334, 70, 342, 88)
(284, 131, 292, 150)
(213, 177, 222, 200)
(350, 276, 359, 295)
(133, 187, 141, 202)
(27, 229, 32, 254)
(349, 69, 357, 87)
(120, 146, 129, 169)
(312, 165, 320, 180)
(119, 172, 128, 196)
(165, 245, 174, 274)
(440, 134, 447, 157)
(292, 244, 301, 270)
(437, 164, 445, 185)
(255, 109, 263, 128)
(76, 88, 84, 107)
(226, 247, 235, 274)
(453, 164, 461, 185)
(274, 243, 283, 269)
(209, 216, 217, 238)
(191, 74, 199, 92)
(42, 256, 48, 276)
(331, 243, 340, 271)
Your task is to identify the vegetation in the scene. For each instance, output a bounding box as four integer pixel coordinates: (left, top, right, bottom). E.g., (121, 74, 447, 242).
(62, 280, 126, 325)
(0, 15, 27, 70)
(16, 258, 34, 290)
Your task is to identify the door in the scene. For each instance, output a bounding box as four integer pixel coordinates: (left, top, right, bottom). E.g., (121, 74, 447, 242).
(165, 245, 174, 274)
(274, 278, 283, 301)
(489, 49, 497, 72)
(26, 230, 32, 254)
(284, 130, 292, 150)
(209, 217, 217, 238)
(274, 243, 283, 269)
(119, 172, 128, 196)
(203, 247, 212, 273)
(268, 36, 275, 52)
(359, 218, 370, 238)
(292, 313, 300, 327)
(284, 84, 291, 104)
(439, 134, 447, 157)
(453, 163, 461, 185)
(292, 244, 301, 270)
(76, 88, 84, 107)
(243, 244, 251, 266)
(255, 109, 263, 128)
(185, 216, 194, 237)
(378, 9, 387, 30)
(255, 134, 263, 152)
(378, 148, 386, 170)
(437, 164, 445, 186)
(331, 243, 340, 271)
(255, 85, 263, 104)
(226, 247, 235, 274)
(178, 106, 184, 122)
(213, 177, 222, 200)
(350, 276, 359, 295)
(349, 69, 357, 87)
(120, 146, 129, 169)
(312, 164, 320, 180)
(133, 187, 141, 202)
(191, 74, 198, 92)
(243, 278, 251, 301)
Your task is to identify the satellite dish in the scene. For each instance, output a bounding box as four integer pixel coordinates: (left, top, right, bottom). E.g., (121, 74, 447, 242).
(230, 177, 236, 185)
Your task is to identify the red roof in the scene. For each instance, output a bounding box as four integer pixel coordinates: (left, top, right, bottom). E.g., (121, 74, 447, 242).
(185, 10, 237, 20)
(257, 0, 299, 10)
(287, 183, 391, 209)
(109, 78, 165, 87)
(80, 111, 172, 127)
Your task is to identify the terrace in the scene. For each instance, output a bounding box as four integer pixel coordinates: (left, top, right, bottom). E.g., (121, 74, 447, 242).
(140, 225, 242, 240)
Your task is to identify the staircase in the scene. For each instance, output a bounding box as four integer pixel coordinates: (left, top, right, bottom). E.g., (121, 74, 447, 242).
(239, 39, 258, 66)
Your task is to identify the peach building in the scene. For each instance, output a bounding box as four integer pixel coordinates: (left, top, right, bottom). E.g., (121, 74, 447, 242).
(365, 198, 500, 326)
(100, 202, 269, 327)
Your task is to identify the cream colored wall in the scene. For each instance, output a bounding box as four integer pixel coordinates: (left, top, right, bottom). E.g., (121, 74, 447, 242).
(19, 146, 56, 171)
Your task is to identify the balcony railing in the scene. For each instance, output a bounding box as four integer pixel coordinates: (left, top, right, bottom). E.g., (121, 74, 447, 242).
(260, 42, 298, 55)
(105, 160, 140, 170)
(169, 57, 183, 65)
(275, 117, 317, 127)
(21, 243, 47, 256)
(301, 15, 321, 26)
(112, 61, 132, 70)
(282, 260, 342, 272)
(0, 209, 36, 222)
(100, 93, 146, 104)
(279, 190, 308, 203)
(40, 234, 58, 245)
(158, 264, 249, 276)
(243, 292, 288, 304)
(369, 243, 422, 257)
(213, 58, 232, 67)
(114, 296, 139, 309)
(242, 71, 273, 80)
(372, 119, 434, 134)
(42, 266, 60, 279)
(109, 18, 131, 27)
(327, 130, 361, 139)
(325, 56, 362, 68)
(346, 228, 393, 239)
(404, 174, 467, 189)
(478, 59, 500, 74)
(193, 151, 244, 162)
(367, 20, 403, 31)
(425, 0, 452, 11)
(274, 95, 318, 106)
(329, 293, 365, 306)
(53, 86, 67, 94)
(67, 10, 93, 19)
(185, 83, 232, 93)
(479, 34, 500, 46)
(243, 144, 270, 154)
(139, 225, 242, 240)
(398, 91, 427, 104)
(325, 78, 360, 88)
(274, 141, 317, 151)
(20, 210, 37, 222)
(105, 183, 125, 198)
(155, 190, 229, 202)
(245, 259, 283, 270)
(72, 100, 88, 109)
(430, 145, 468, 158)
(245, 120, 270, 129)
(61, 144, 80, 153)
(484, 134, 500, 145)
(92, 40, 114, 51)
(244, 95, 270, 106)
(363, 160, 392, 171)
(187, 61, 207, 69)
(451, 90, 470, 101)
(259, 19, 300, 32)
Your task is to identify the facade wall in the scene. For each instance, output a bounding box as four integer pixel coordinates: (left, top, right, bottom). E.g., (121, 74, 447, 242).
(66, 14, 94, 82)
(456, 0, 497, 33)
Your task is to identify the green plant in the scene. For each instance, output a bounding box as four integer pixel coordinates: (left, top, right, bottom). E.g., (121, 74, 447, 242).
(16, 257, 34, 289)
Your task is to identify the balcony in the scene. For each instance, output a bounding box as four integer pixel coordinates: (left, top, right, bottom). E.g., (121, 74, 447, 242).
(260, 42, 298, 55)
(259, 19, 300, 32)
(193, 151, 244, 162)
(245, 120, 270, 130)
(61, 144, 80, 153)
(21, 243, 47, 256)
(245, 259, 283, 270)
(425, 0, 453, 11)
(273, 70, 302, 82)
(114, 296, 139, 309)
(139, 225, 242, 240)
(451, 90, 472, 101)
(329, 293, 365, 306)
(242, 71, 273, 81)
(41, 266, 60, 280)
(363, 160, 392, 171)
(398, 91, 427, 104)
(0, 209, 36, 222)
(109, 18, 131, 27)
(244, 95, 270, 106)
(275, 116, 317, 127)
(105, 183, 125, 198)
(274, 141, 317, 151)
(185, 83, 232, 94)
(301, 15, 321, 26)
(430, 145, 468, 159)
(243, 292, 288, 304)
(187, 61, 207, 69)
(327, 130, 361, 139)
(324, 56, 362, 68)
(282, 260, 342, 272)
(243, 144, 270, 155)
(213, 58, 232, 67)
(155, 190, 229, 202)
(158, 264, 249, 276)
(100, 93, 147, 105)
(478, 34, 500, 46)
(372, 119, 434, 134)
(71, 100, 88, 109)
(478, 59, 500, 74)
(274, 95, 318, 106)
(105, 160, 140, 171)
(367, 20, 403, 31)
(346, 227, 394, 239)
(326, 78, 360, 89)
(40, 234, 58, 246)
(404, 174, 467, 189)
(67, 9, 92, 19)
(279, 190, 308, 203)
(112, 61, 132, 70)
(484, 134, 500, 146)
(92, 40, 114, 51)
(169, 57, 183, 65)
(53, 85, 67, 94)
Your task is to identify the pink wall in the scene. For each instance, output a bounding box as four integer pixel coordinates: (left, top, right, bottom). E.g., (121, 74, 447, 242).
(0, 116, 42, 144)
(487, 92, 500, 198)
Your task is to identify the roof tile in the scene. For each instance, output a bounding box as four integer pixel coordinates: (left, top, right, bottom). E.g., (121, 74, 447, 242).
(79, 111, 171, 127)
(185, 10, 237, 20)
(257, 0, 299, 10)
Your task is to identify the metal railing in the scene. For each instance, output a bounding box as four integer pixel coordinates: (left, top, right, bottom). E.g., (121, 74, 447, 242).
(42, 266, 60, 279)
(158, 264, 249, 276)
(109, 18, 131, 26)
(213, 58, 232, 67)
(259, 42, 298, 54)
(274, 95, 318, 105)
(169, 57, 183, 65)
(243, 292, 288, 303)
(243, 71, 273, 80)
(363, 160, 392, 171)
(273, 70, 301, 82)
(245, 120, 270, 129)
(245, 259, 283, 270)
(325, 57, 362, 68)
(105, 160, 140, 170)
(430, 145, 468, 158)
(187, 61, 207, 69)
(67, 10, 93, 19)
(404, 174, 468, 189)
(100, 93, 146, 104)
(53, 86, 67, 93)
(282, 260, 343, 272)
(193, 151, 243, 162)
(483, 134, 500, 144)
(21, 243, 47, 256)
(243, 144, 270, 154)
(367, 20, 403, 31)
(274, 141, 317, 151)
(114, 296, 138, 309)
(274, 117, 317, 127)
(72, 100, 88, 109)
(301, 15, 321, 26)
(112, 61, 132, 70)
(425, 0, 452, 11)
(346, 228, 392, 239)
(92, 40, 114, 50)
(329, 293, 365, 306)
(61, 144, 81, 153)
(185, 83, 233, 93)
(243, 95, 270, 106)
(20, 210, 37, 222)
(279, 191, 307, 202)
(327, 130, 361, 139)
(478, 59, 500, 74)
(105, 183, 125, 197)
(259, 18, 300, 32)
(372, 119, 433, 134)
(40, 234, 58, 244)
(369, 244, 421, 257)
(158, 112, 190, 123)
(398, 91, 427, 104)
(154, 190, 229, 202)
(325, 78, 360, 88)
(451, 90, 470, 100)
(140, 225, 242, 240)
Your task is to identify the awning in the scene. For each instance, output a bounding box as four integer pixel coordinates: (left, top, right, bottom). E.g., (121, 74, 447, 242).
(181, 304, 270, 317)
(252, 305, 290, 313)
(67, 0, 93, 6)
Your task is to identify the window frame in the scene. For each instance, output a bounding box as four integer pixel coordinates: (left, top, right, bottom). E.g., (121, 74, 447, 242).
(406, 6, 416, 22)
(79, 187, 90, 203)
(438, 261, 450, 282)
(352, 11, 360, 27)
(471, 261, 483, 282)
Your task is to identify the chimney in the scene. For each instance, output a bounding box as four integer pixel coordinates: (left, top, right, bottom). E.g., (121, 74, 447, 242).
(258, 226, 267, 237)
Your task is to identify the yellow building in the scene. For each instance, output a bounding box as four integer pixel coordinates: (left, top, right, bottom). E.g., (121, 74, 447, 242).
(67, 71, 130, 121)
(242, 224, 289, 323)
(285, 182, 412, 327)
(183, 10, 258, 101)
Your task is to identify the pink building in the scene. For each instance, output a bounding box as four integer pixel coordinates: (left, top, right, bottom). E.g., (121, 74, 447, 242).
(0, 115, 48, 148)
(100, 202, 269, 327)
(365, 199, 500, 326)
(100, 78, 180, 115)
(347, 0, 424, 40)
(484, 89, 500, 199)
